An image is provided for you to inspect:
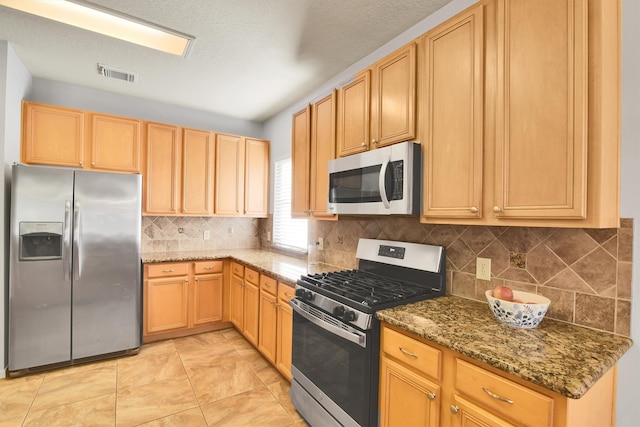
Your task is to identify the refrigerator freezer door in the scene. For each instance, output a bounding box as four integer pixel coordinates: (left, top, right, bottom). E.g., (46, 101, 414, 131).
(72, 170, 142, 359)
(8, 165, 74, 370)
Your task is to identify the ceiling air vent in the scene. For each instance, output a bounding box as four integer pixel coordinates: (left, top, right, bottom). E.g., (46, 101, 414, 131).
(97, 63, 138, 83)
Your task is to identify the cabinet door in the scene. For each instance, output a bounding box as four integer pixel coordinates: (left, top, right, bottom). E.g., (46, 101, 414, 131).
(90, 114, 141, 172)
(450, 395, 516, 427)
(258, 290, 277, 364)
(380, 356, 440, 427)
(230, 275, 245, 330)
(182, 128, 214, 215)
(193, 273, 223, 326)
(422, 5, 484, 219)
(276, 284, 294, 381)
(145, 276, 189, 334)
(243, 282, 260, 346)
(144, 122, 181, 215)
(310, 91, 338, 219)
(244, 138, 269, 217)
(291, 106, 311, 217)
(215, 133, 245, 215)
(337, 71, 370, 157)
(371, 43, 417, 148)
(22, 102, 84, 167)
(494, 0, 587, 219)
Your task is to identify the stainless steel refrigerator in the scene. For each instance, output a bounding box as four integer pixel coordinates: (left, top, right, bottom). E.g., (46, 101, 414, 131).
(8, 164, 142, 374)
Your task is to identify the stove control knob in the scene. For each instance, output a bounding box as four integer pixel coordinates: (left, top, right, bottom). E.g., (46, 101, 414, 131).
(295, 288, 314, 301)
(333, 306, 345, 318)
(342, 310, 356, 322)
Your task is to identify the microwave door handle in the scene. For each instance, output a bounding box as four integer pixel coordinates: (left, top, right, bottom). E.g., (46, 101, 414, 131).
(378, 156, 391, 209)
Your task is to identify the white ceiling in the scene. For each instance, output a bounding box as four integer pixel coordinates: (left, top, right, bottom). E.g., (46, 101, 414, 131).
(0, 0, 453, 122)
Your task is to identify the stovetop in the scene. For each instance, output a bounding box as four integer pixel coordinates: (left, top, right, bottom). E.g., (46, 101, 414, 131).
(301, 269, 435, 308)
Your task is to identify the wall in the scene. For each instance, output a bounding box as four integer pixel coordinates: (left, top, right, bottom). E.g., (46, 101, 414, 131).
(28, 78, 264, 139)
(0, 41, 33, 377)
(141, 216, 260, 253)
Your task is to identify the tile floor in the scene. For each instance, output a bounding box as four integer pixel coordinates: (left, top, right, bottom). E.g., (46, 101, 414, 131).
(0, 328, 308, 426)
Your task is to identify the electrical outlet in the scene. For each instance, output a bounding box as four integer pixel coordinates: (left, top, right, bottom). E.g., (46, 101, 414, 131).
(203, 230, 210, 240)
(267, 231, 271, 241)
(476, 257, 491, 281)
(317, 237, 324, 250)
(227, 227, 234, 234)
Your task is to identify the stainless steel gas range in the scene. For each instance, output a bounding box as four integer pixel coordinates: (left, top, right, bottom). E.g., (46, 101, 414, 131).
(290, 238, 447, 426)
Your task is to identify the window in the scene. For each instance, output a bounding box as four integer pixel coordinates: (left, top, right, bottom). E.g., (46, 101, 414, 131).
(273, 158, 308, 251)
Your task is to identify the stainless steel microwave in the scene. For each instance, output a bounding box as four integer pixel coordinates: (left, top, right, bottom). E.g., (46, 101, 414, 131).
(327, 141, 421, 215)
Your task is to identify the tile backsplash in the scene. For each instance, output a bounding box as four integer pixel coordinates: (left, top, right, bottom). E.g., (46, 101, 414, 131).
(141, 216, 260, 252)
(269, 216, 631, 337)
(144, 215, 632, 337)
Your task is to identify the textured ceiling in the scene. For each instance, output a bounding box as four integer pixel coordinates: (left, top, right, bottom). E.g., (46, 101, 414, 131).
(0, 0, 453, 122)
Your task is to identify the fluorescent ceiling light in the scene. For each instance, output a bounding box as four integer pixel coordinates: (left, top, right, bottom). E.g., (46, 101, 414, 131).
(0, 0, 195, 57)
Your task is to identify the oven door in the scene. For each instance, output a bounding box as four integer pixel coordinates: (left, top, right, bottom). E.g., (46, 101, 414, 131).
(290, 299, 375, 427)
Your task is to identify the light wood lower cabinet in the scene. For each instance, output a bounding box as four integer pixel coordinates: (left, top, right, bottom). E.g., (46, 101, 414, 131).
(230, 262, 295, 381)
(380, 323, 618, 427)
(143, 260, 229, 343)
(275, 283, 295, 381)
(258, 275, 278, 364)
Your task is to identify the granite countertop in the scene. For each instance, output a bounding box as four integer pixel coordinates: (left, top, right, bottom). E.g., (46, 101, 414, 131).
(377, 296, 633, 399)
(140, 248, 338, 286)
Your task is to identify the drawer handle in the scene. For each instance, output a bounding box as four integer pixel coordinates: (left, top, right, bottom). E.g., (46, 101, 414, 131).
(399, 347, 418, 358)
(264, 283, 271, 287)
(482, 387, 514, 404)
(284, 292, 292, 298)
(204, 266, 214, 270)
(162, 269, 174, 273)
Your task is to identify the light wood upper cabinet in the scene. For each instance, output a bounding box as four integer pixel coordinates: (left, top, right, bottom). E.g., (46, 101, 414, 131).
(420, 0, 620, 228)
(244, 138, 269, 217)
(370, 42, 417, 148)
(422, 5, 484, 219)
(182, 128, 214, 215)
(493, 0, 587, 220)
(337, 71, 371, 157)
(144, 122, 181, 215)
(89, 113, 141, 173)
(291, 106, 311, 217)
(310, 91, 338, 219)
(215, 133, 245, 216)
(22, 101, 85, 167)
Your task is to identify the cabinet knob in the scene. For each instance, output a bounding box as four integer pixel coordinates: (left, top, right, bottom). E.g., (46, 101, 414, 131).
(371, 139, 377, 144)
(470, 206, 479, 213)
(493, 206, 502, 213)
(427, 391, 436, 401)
(79, 161, 83, 166)
(450, 405, 459, 415)
(195, 277, 198, 281)
(361, 142, 366, 146)
(91, 162, 96, 166)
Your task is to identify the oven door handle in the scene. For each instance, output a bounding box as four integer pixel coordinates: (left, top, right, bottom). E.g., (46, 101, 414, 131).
(291, 299, 367, 348)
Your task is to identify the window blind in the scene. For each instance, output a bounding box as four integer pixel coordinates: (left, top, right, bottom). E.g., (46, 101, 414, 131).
(273, 158, 308, 251)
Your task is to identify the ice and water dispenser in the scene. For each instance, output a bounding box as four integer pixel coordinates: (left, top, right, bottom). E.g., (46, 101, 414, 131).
(19, 222, 63, 261)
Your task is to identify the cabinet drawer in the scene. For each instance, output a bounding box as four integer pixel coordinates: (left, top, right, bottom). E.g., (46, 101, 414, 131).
(260, 274, 277, 295)
(232, 261, 244, 277)
(382, 326, 441, 381)
(194, 260, 223, 274)
(455, 359, 553, 427)
(147, 262, 189, 278)
(245, 267, 259, 285)
(278, 283, 295, 303)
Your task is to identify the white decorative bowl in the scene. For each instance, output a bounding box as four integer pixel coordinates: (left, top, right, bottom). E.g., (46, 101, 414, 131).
(485, 290, 550, 329)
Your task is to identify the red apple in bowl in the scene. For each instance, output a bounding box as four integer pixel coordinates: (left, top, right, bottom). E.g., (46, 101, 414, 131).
(492, 285, 514, 302)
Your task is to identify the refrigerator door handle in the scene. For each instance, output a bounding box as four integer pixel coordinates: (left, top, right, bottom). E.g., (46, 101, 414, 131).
(73, 201, 81, 280)
(63, 200, 72, 281)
